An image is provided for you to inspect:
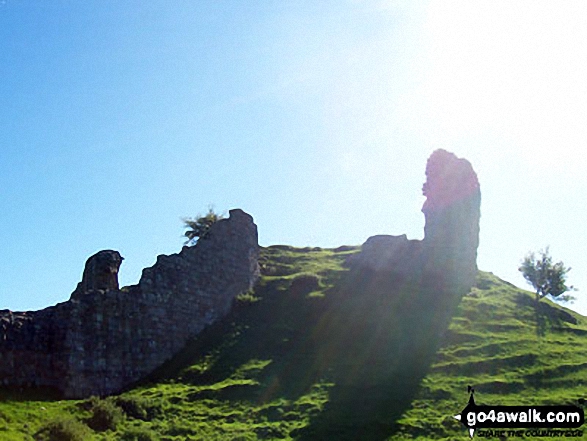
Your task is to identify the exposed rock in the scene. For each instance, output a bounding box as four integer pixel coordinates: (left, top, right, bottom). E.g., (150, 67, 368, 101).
(71, 250, 123, 299)
(347, 234, 423, 273)
(0, 209, 259, 398)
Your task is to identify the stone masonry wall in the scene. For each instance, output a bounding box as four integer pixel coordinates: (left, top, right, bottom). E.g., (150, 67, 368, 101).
(350, 149, 481, 290)
(0, 209, 259, 398)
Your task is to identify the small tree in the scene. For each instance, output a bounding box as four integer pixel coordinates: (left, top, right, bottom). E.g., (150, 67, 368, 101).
(182, 208, 224, 245)
(519, 247, 574, 303)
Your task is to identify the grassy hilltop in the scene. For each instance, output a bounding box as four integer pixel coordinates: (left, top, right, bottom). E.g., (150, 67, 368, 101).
(1, 246, 586, 440)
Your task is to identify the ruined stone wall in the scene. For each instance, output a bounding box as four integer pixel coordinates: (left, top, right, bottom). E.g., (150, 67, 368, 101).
(350, 149, 481, 290)
(0, 209, 259, 398)
(348, 234, 424, 274)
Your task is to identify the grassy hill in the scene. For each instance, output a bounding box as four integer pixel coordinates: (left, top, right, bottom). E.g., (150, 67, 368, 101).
(1, 245, 586, 440)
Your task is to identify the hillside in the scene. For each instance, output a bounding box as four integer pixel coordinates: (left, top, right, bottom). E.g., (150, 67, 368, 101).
(1, 245, 586, 440)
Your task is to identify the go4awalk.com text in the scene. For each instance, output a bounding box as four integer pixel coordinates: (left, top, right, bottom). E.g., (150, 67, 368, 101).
(453, 388, 584, 438)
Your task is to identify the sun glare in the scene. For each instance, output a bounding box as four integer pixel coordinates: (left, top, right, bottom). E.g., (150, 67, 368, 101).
(410, 1, 587, 174)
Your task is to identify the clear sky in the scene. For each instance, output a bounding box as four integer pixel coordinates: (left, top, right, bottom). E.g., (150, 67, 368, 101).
(1, 1, 586, 314)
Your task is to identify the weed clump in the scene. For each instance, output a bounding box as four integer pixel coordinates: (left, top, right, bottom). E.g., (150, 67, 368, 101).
(35, 417, 90, 441)
(0, 409, 10, 423)
(115, 396, 147, 420)
(86, 396, 124, 431)
(115, 395, 161, 421)
(235, 290, 261, 305)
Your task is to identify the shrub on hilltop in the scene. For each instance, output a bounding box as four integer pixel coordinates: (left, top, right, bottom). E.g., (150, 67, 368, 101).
(35, 418, 90, 441)
(86, 396, 124, 432)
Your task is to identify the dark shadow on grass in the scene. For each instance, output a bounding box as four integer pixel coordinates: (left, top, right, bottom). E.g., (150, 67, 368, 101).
(515, 293, 578, 338)
(525, 362, 587, 388)
(292, 266, 469, 440)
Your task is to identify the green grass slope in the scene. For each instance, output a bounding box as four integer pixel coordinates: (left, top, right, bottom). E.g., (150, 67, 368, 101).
(1, 246, 586, 440)
(391, 271, 587, 440)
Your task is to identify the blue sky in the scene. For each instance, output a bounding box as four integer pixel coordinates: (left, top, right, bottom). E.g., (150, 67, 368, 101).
(1, 0, 586, 314)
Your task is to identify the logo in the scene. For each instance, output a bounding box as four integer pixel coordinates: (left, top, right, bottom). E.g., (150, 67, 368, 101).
(454, 387, 585, 438)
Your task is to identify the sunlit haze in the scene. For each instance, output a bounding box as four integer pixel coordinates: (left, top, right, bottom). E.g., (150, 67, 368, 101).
(1, 1, 585, 314)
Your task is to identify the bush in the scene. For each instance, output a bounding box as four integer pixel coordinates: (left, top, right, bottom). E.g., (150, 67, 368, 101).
(115, 396, 148, 420)
(120, 426, 158, 441)
(290, 273, 321, 295)
(35, 418, 90, 441)
(86, 396, 124, 431)
(115, 395, 162, 421)
(182, 207, 224, 245)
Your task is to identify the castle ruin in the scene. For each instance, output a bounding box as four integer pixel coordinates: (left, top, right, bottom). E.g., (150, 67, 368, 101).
(0, 209, 259, 398)
(0, 150, 480, 402)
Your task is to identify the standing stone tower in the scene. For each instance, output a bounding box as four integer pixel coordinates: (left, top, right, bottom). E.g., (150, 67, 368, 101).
(421, 149, 481, 292)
